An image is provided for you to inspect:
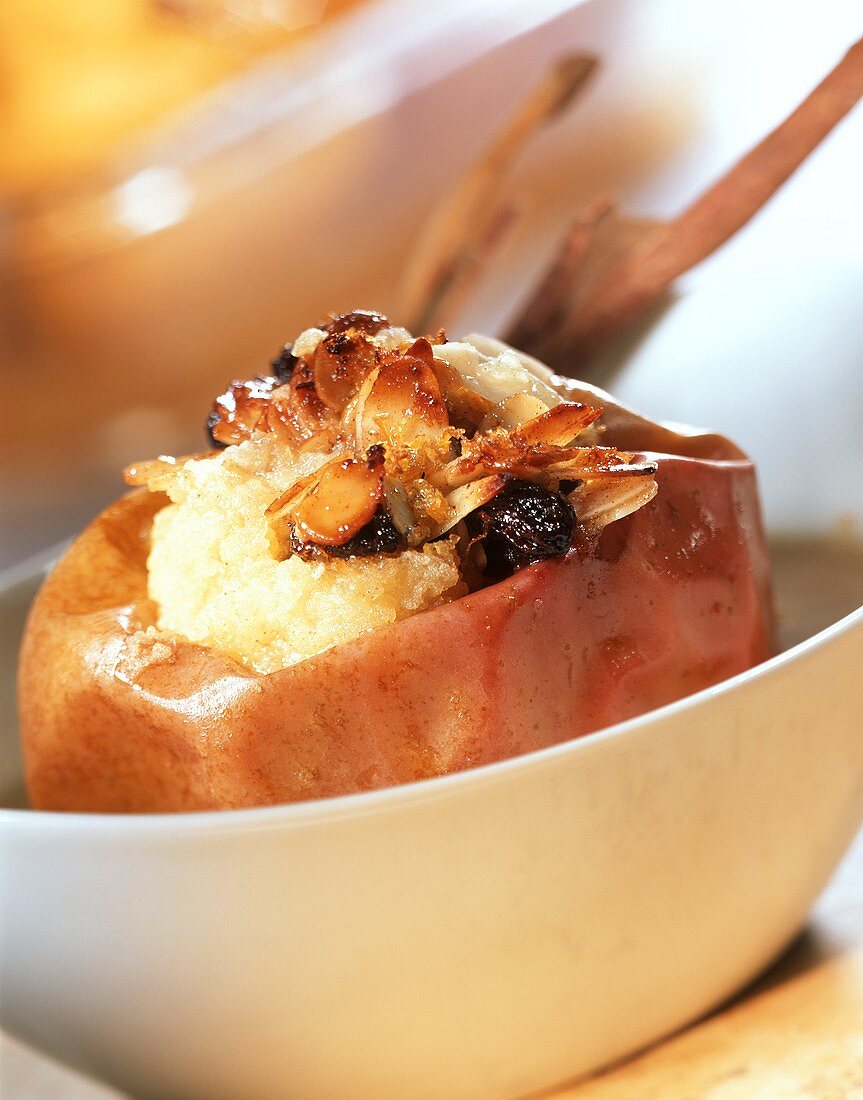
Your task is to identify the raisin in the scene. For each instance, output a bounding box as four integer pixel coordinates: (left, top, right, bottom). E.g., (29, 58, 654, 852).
(270, 344, 296, 383)
(290, 507, 405, 561)
(206, 407, 227, 449)
(472, 479, 575, 578)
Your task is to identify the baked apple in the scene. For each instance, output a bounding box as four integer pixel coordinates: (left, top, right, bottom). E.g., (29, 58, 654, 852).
(19, 313, 772, 811)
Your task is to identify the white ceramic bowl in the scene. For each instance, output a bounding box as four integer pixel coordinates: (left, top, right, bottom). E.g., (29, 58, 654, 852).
(1, 263, 862, 1100)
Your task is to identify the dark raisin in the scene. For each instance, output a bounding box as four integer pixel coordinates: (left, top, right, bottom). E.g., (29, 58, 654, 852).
(366, 442, 386, 467)
(290, 507, 405, 561)
(206, 406, 228, 449)
(270, 344, 296, 382)
(472, 479, 575, 578)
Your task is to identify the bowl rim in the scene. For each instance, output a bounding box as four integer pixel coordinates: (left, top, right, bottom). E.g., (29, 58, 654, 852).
(2, 551, 861, 836)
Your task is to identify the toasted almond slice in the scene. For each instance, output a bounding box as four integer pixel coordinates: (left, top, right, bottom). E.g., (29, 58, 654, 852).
(311, 332, 377, 412)
(289, 452, 385, 546)
(265, 462, 326, 519)
(570, 475, 658, 532)
(209, 376, 280, 447)
(545, 449, 658, 475)
(478, 393, 549, 433)
(433, 432, 551, 488)
(266, 449, 386, 549)
(123, 453, 205, 490)
(403, 336, 437, 365)
(345, 364, 381, 445)
(430, 355, 496, 431)
(383, 479, 416, 539)
(425, 475, 508, 539)
(436, 436, 658, 488)
(357, 355, 450, 449)
(512, 401, 600, 447)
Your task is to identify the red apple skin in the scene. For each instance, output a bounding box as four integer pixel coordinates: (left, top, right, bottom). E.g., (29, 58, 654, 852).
(18, 453, 772, 813)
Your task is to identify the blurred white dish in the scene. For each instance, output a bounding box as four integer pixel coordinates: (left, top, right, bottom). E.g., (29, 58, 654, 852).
(1, 259, 862, 1099)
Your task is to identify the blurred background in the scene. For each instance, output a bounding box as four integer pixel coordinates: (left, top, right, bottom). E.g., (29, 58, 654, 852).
(1, 0, 861, 568)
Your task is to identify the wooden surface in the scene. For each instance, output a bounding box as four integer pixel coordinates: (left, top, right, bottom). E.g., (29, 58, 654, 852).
(557, 826, 863, 1100)
(3, 827, 862, 1100)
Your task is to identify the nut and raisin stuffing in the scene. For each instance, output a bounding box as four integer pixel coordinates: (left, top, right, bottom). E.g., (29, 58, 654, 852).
(124, 312, 657, 672)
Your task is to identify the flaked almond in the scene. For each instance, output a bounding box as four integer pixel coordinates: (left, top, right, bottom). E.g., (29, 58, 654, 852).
(540, 450, 658, 482)
(383, 479, 416, 539)
(265, 463, 323, 521)
(123, 453, 204, 491)
(272, 449, 385, 548)
(403, 336, 437, 365)
(311, 329, 379, 412)
(266, 387, 338, 454)
(570, 474, 658, 532)
(429, 474, 508, 538)
(356, 354, 450, 450)
(478, 393, 549, 433)
(435, 435, 657, 488)
(555, 449, 658, 476)
(511, 401, 600, 447)
(429, 354, 496, 432)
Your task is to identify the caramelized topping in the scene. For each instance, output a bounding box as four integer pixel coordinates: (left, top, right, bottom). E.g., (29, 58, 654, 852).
(207, 375, 281, 448)
(139, 310, 659, 578)
(478, 392, 548, 433)
(430, 354, 496, 430)
(430, 474, 508, 539)
(326, 309, 391, 337)
(206, 311, 397, 452)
